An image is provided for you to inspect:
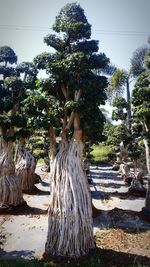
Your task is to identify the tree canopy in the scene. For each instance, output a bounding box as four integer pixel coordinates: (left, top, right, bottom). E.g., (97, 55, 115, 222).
(33, 2, 109, 145)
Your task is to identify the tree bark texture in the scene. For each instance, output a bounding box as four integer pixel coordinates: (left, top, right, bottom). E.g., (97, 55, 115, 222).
(0, 142, 24, 208)
(143, 138, 150, 209)
(126, 79, 131, 130)
(45, 138, 95, 258)
(15, 141, 37, 192)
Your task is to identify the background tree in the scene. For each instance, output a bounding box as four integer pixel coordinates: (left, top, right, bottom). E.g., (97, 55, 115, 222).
(22, 79, 62, 173)
(132, 41, 150, 210)
(0, 46, 25, 208)
(112, 96, 128, 122)
(107, 45, 148, 129)
(34, 3, 109, 258)
(14, 62, 38, 192)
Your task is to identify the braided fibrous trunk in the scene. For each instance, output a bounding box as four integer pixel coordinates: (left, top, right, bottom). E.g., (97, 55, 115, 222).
(143, 138, 150, 210)
(129, 177, 145, 192)
(15, 146, 37, 192)
(0, 146, 25, 208)
(145, 178, 150, 209)
(45, 138, 95, 258)
(129, 159, 147, 193)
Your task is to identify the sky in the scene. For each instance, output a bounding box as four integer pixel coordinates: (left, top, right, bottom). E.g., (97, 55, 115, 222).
(0, 0, 150, 116)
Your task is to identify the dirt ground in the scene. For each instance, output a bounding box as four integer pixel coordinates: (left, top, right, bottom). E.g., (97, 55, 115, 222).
(0, 163, 150, 266)
(90, 164, 150, 266)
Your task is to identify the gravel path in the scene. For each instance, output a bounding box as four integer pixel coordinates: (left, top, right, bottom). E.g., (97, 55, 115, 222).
(0, 163, 149, 260)
(90, 164, 150, 233)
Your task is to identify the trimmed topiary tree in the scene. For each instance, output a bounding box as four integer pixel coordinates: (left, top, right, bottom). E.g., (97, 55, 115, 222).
(34, 3, 109, 258)
(132, 38, 150, 210)
(14, 62, 38, 192)
(0, 46, 25, 208)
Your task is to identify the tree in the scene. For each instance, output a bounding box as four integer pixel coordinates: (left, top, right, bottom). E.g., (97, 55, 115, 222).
(0, 46, 25, 208)
(112, 96, 128, 122)
(132, 39, 150, 209)
(130, 46, 148, 77)
(14, 62, 38, 192)
(0, 46, 17, 66)
(107, 46, 148, 129)
(34, 3, 109, 258)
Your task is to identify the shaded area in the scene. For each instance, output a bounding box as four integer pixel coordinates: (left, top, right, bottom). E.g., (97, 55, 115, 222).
(0, 202, 48, 215)
(97, 248, 150, 267)
(23, 186, 50, 196)
(108, 207, 150, 229)
(91, 190, 146, 200)
(40, 247, 150, 267)
(0, 249, 35, 259)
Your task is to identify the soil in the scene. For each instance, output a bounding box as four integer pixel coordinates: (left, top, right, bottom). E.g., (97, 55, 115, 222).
(89, 164, 150, 266)
(0, 163, 150, 266)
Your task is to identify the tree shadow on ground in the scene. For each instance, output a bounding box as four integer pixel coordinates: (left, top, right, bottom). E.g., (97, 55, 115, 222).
(108, 207, 150, 226)
(101, 182, 127, 188)
(0, 248, 35, 259)
(40, 181, 49, 187)
(41, 247, 150, 267)
(0, 202, 48, 215)
(89, 174, 123, 182)
(23, 186, 50, 195)
(96, 247, 150, 267)
(91, 189, 146, 200)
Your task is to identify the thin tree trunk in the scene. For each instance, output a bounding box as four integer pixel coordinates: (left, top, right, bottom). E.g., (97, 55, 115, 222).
(126, 79, 131, 130)
(48, 126, 56, 165)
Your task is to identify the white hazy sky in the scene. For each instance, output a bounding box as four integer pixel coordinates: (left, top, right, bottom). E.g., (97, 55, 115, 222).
(0, 0, 150, 69)
(0, 0, 150, 116)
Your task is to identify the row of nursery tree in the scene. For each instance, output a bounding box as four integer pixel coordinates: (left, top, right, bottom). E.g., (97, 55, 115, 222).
(0, 2, 150, 259)
(102, 36, 150, 213)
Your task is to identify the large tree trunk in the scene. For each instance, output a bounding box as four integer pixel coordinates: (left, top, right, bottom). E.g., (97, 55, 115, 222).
(45, 138, 95, 258)
(143, 138, 150, 211)
(15, 138, 37, 192)
(0, 138, 25, 208)
(145, 179, 150, 210)
(143, 139, 150, 173)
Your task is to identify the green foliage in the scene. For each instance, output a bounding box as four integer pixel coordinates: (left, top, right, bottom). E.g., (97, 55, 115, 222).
(0, 46, 17, 64)
(132, 71, 150, 107)
(131, 120, 143, 139)
(132, 43, 150, 133)
(33, 53, 52, 70)
(112, 96, 128, 109)
(112, 96, 128, 121)
(0, 65, 17, 77)
(144, 48, 150, 69)
(104, 123, 131, 149)
(65, 100, 78, 111)
(90, 144, 114, 163)
(128, 150, 141, 159)
(52, 3, 91, 40)
(16, 62, 37, 77)
(34, 2, 109, 145)
(0, 45, 39, 145)
(23, 87, 62, 131)
(27, 131, 50, 161)
(107, 69, 127, 99)
(130, 46, 148, 77)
